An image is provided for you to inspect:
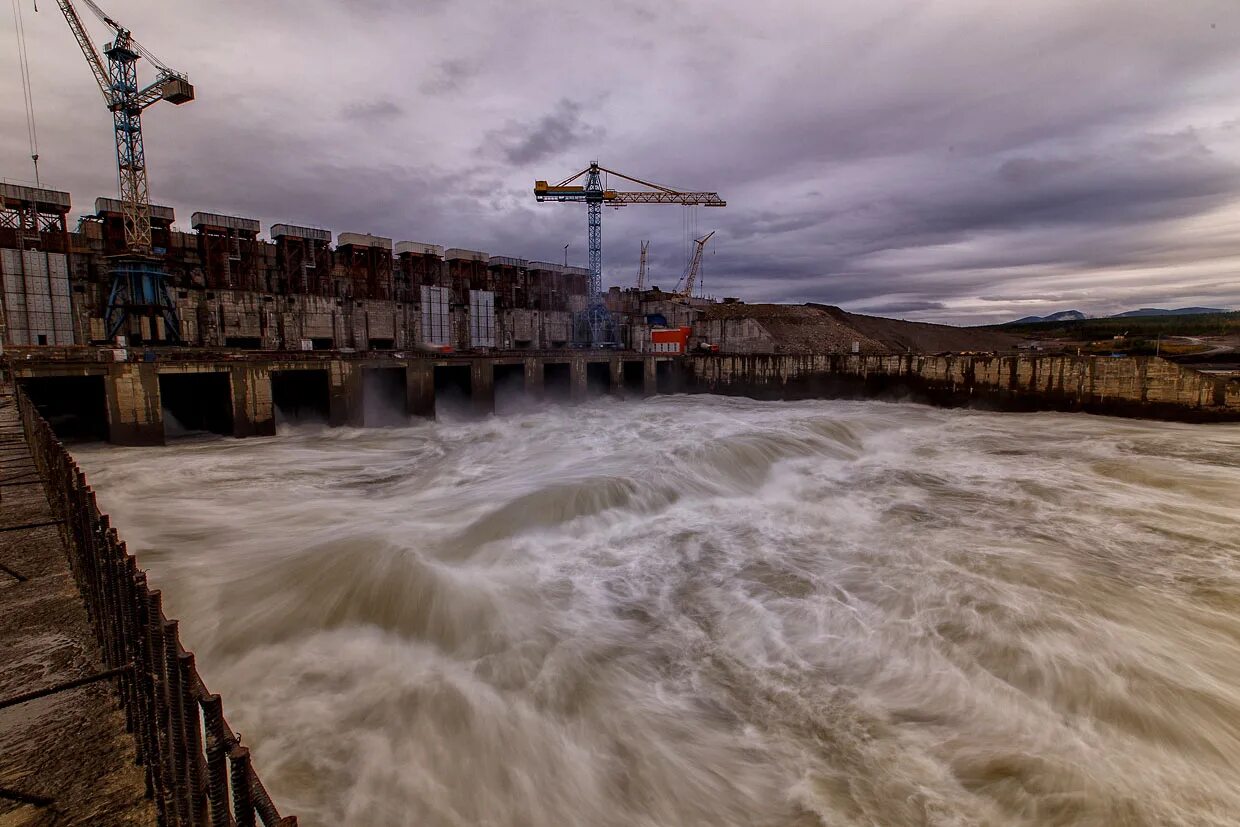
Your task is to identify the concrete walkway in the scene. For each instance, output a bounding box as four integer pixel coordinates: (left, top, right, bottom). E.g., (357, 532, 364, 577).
(0, 390, 154, 826)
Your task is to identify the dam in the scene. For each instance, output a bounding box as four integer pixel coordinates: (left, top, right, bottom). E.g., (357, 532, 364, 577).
(5, 347, 1238, 449)
(5, 0, 1240, 818)
(2, 186, 1239, 825)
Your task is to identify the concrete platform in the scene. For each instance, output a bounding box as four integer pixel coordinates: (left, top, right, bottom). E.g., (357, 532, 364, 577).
(0, 391, 155, 826)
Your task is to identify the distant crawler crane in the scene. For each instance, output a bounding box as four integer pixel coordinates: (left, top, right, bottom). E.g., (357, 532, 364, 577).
(635, 240, 649, 291)
(535, 163, 725, 346)
(674, 230, 715, 301)
(52, 0, 194, 342)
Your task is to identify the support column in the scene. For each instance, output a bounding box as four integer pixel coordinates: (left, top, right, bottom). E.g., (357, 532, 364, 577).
(570, 358, 587, 402)
(328, 360, 363, 427)
(609, 358, 623, 396)
(105, 362, 164, 446)
(471, 360, 495, 416)
(643, 356, 657, 396)
(406, 361, 434, 418)
(230, 365, 275, 438)
(524, 357, 544, 400)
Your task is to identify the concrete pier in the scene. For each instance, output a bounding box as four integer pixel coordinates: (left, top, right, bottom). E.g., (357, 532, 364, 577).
(0, 391, 155, 824)
(523, 357, 545, 399)
(231, 364, 275, 438)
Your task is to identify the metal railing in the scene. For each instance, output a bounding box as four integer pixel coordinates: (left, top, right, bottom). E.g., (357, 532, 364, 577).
(15, 387, 296, 826)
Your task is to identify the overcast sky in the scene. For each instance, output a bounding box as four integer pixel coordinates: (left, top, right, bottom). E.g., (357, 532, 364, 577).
(3, 0, 1239, 323)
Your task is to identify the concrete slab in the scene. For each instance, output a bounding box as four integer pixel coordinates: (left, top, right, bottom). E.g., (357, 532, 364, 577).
(0, 393, 155, 826)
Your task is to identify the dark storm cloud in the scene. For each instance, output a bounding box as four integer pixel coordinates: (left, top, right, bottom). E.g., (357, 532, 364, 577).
(420, 59, 474, 96)
(7, 0, 1240, 322)
(342, 99, 404, 122)
(484, 99, 604, 166)
(855, 300, 947, 314)
(781, 130, 1240, 282)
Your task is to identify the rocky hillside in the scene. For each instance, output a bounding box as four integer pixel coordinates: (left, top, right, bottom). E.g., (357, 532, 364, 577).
(698, 303, 1023, 354)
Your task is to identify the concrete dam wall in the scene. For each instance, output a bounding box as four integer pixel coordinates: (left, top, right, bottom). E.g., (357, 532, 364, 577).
(687, 353, 1240, 422)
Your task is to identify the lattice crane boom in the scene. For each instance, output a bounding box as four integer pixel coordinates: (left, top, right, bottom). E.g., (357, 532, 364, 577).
(636, 240, 649, 291)
(675, 231, 714, 299)
(534, 162, 724, 345)
(55, 0, 109, 100)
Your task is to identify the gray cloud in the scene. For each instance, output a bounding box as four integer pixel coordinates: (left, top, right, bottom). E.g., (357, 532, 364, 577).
(855, 301, 947, 315)
(484, 99, 603, 166)
(341, 99, 404, 122)
(7, 0, 1240, 324)
(420, 59, 474, 96)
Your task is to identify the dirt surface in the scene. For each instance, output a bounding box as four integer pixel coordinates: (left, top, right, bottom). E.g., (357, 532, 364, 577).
(702, 302, 1024, 354)
(814, 305, 1024, 353)
(0, 392, 155, 827)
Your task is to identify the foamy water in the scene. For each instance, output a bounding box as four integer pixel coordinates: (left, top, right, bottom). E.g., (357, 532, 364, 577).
(74, 396, 1240, 826)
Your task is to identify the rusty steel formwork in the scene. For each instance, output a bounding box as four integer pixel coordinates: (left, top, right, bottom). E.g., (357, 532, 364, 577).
(0, 183, 72, 256)
(95, 197, 176, 259)
(271, 225, 333, 297)
(191, 212, 263, 292)
(444, 249, 490, 302)
(487, 256, 529, 310)
(564, 267, 589, 306)
(335, 234, 393, 301)
(527, 262, 569, 312)
(394, 242, 445, 303)
(15, 388, 296, 827)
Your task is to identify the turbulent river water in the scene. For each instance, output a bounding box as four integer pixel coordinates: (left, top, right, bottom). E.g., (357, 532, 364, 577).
(73, 395, 1240, 826)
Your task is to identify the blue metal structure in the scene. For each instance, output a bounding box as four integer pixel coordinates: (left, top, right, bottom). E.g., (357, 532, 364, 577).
(582, 164, 610, 345)
(105, 258, 181, 342)
(535, 163, 725, 347)
(55, 0, 193, 342)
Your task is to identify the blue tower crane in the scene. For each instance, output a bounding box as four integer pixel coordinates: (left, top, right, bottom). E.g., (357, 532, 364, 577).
(535, 163, 725, 347)
(52, 0, 194, 343)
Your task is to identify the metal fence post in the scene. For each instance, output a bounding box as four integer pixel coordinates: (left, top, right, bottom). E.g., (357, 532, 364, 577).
(229, 745, 256, 827)
(201, 694, 232, 827)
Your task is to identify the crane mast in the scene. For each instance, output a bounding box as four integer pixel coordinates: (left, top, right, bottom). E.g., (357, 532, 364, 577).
(675, 230, 714, 300)
(53, 0, 194, 342)
(535, 162, 724, 346)
(635, 240, 649, 291)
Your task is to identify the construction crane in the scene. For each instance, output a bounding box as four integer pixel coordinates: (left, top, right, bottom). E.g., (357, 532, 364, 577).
(535, 163, 724, 346)
(52, 0, 194, 342)
(635, 240, 649, 291)
(674, 230, 714, 301)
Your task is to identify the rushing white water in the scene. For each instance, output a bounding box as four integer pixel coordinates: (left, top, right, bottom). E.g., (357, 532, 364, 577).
(73, 395, 1240, 826)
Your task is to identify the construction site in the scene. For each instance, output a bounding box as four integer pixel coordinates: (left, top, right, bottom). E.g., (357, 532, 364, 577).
(3, 1, 1240, 826)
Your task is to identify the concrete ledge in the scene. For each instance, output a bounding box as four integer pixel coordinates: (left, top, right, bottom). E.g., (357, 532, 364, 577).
(686, 353, 1240, 423)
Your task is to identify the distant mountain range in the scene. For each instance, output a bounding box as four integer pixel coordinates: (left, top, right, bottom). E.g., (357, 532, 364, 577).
(1007, 310, 1088, 324)
(1109, 307, 1229, 318)
(1005, 307, 1230, 325)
